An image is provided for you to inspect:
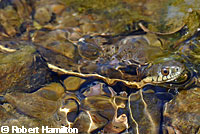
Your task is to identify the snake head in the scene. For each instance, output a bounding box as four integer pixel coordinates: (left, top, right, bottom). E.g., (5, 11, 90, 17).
(143, 58, 185, 83)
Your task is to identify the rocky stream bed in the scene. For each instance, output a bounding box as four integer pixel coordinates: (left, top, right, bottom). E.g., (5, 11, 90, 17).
(0, 0, 200, 134)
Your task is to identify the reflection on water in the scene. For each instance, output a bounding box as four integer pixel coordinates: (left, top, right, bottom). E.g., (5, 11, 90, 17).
(0, 0, 200, 133)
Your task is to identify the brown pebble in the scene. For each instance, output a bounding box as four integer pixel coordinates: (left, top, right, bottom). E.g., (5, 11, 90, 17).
(64, 76, 86, 91)
(5, 83, 65, 119)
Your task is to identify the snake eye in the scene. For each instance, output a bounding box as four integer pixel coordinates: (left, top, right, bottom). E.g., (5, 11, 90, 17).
(161, 68, 170, 76)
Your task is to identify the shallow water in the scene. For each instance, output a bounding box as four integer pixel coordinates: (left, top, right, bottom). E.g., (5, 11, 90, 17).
(0, 0, 200, 134)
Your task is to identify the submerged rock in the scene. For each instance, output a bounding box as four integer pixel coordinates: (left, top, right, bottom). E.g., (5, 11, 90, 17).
(163, 87, 200, 134)
(0, 0, 32, 38)
(72, 111, 108, 133)
(0, 103, 67, 132)
(0, 105, 14, 123)
(4, 82, 65, 119)
(128, 89, 162, 134)
(0, 6, 23, 37)
(0, 0, 199, 133)
(0, 41, 52, 94)
(63, 76, 86, 91)
(103, 114, 128, 133)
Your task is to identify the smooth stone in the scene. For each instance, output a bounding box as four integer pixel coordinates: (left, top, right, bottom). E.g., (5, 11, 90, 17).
(64, 76, 86, 91)
(128, 89, 162, 134)
(163, 87, 200, 134)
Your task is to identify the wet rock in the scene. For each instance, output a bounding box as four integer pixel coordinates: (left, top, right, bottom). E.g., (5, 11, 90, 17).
(4, 82, 65, 119)
(55, 11, 80, 29)
(34, 0, 66, 14)
(72, 92, 128, 133)
(0, 0, 199, 133)
(163, 87, 200, 134)
(60, 0, 187, 35)
(82, 81, 117, 97)
(128, 89, 162, 134)
(77, 89, 128, 132)
(0, 6, 23, 36)
(32, 29, 81, 71)
(77, 38, 102, 60)
(71, 111, 91, 133)
(64, 76, 86, 91)
(34, 6, 52, 25)
(51, 4, 65, 15)
(33, 0, 66, 26)
(0, 0, 32, 39)
(81, 96, 116, 121)
(115, 35, 150, 65)
(0, 0, 12, 9)
(0, 41, 52, 94)
(102, 95, 128, 133)
(0, 105, 14, 123)
(87, 111, 109, 132)
(66, 28, 82, 42)
(1, 103, 66, 132)
(12, 0, 32, 19)
(177, 36, 200, 77)
(62, 0, 131, 35)
(59, 92, 81, 127)
(103, 114, 128, 133)
(60, 99, 79, 123)
(72, 110, 108, 133)
(115, 34, 163, 64)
